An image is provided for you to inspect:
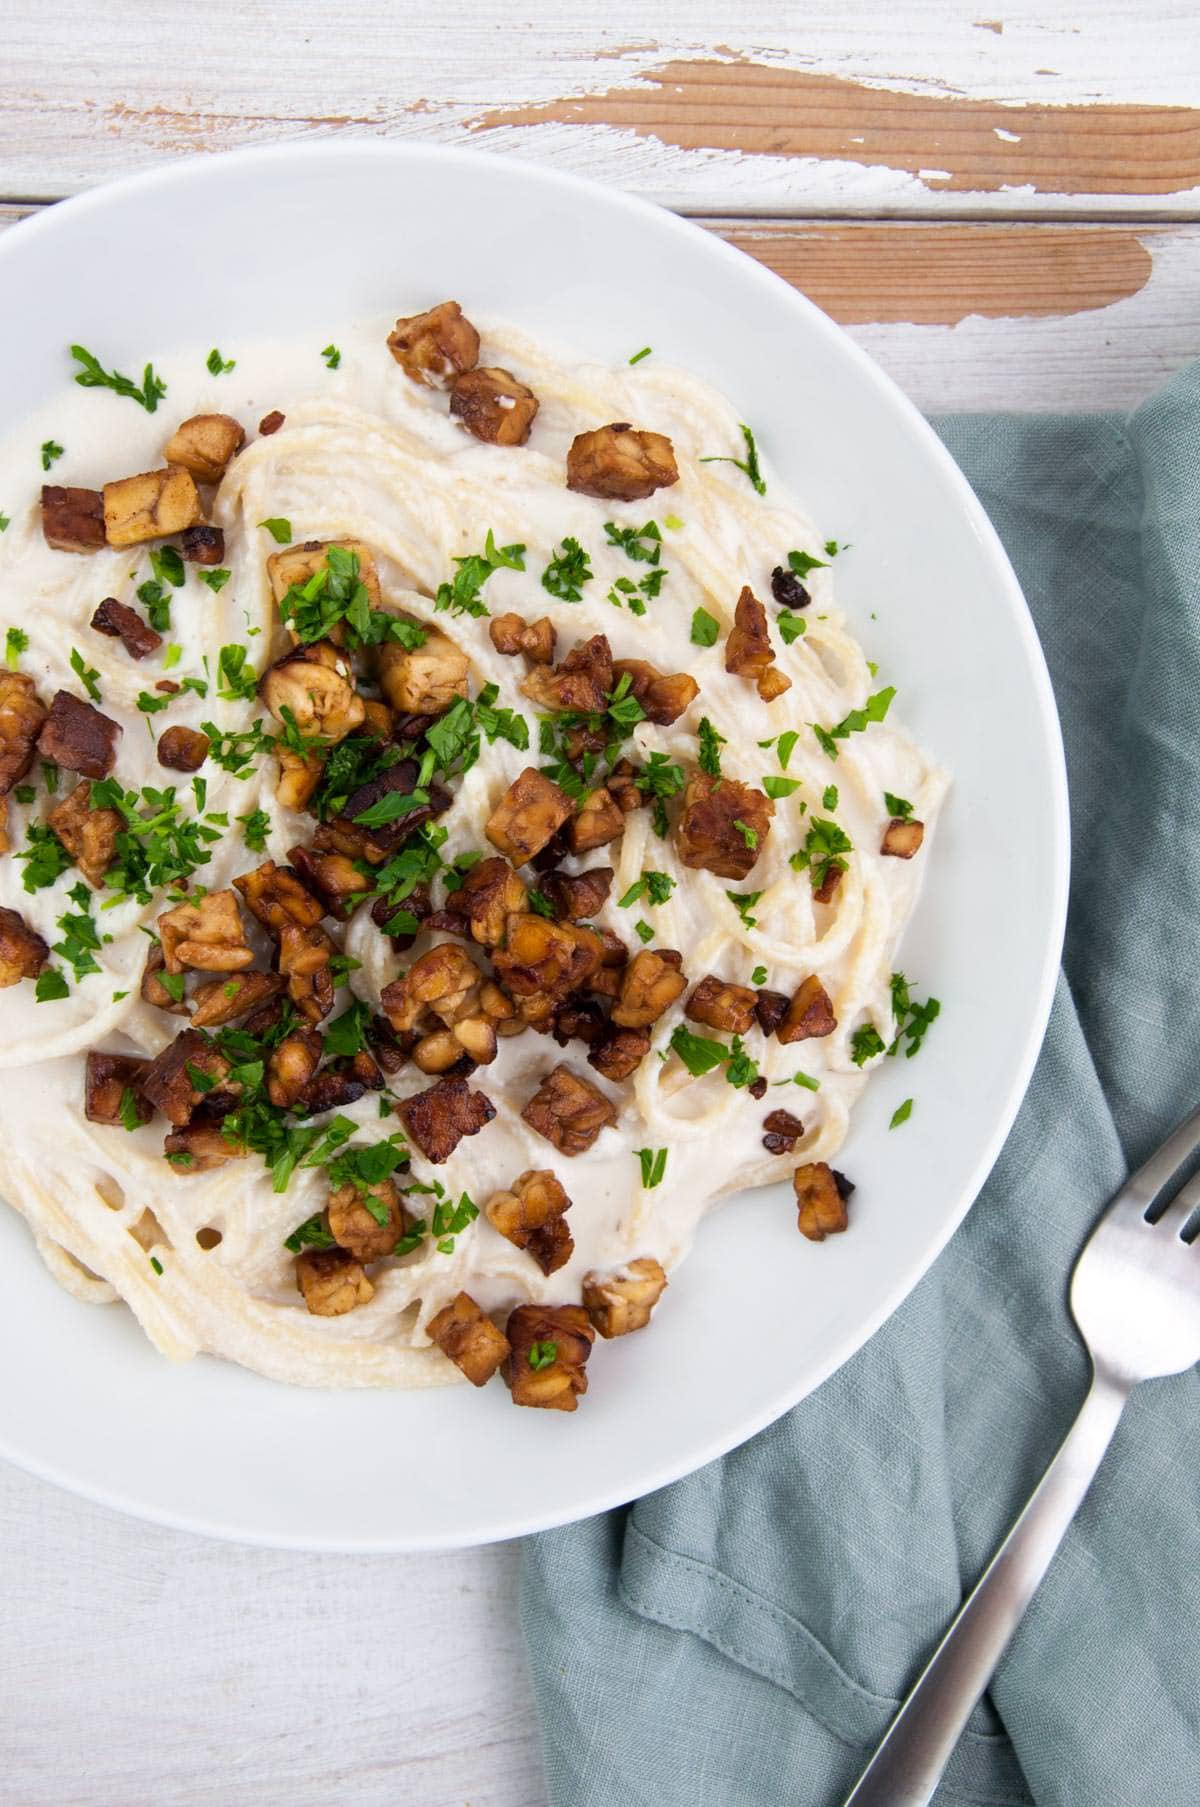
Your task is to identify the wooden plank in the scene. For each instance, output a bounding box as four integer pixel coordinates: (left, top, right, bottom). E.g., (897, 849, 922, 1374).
(0, 1461, 549, 1807)
(472, 61, 1200, 201)
(2, 2, 1200, 217)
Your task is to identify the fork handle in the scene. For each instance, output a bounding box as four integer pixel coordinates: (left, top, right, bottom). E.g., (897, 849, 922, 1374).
(842, 1370, 1129, 1806)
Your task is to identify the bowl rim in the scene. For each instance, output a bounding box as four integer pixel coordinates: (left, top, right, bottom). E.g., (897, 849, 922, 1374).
(0, 139, 1070, 1550)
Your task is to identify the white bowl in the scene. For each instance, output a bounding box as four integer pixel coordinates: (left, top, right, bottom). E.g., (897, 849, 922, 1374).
(0, 144, 1067, 1550)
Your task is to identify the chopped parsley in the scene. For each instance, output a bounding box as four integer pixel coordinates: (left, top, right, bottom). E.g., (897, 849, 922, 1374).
(697, 716, 725, 779)
(528, 1341, 558, 1371)
(258, 517, 293, 544)
(786, 548, 828, 580)
(206, 348, 235, 375)
(541, 538, 593, 602)
(528, 888, 556, 919)
(149, 1256, 164, 1275)
(634, 920, 654, 944)
(69, 648, 100, 701)
(789, 817, 853, 892)
(321, 343, 342, 369)
(850, 1024, 887, 1067)
(52, 883, 102, 982)
(635, 751, 686, 838)
(669, 1025, 759, 1089)
(727, 890, 763, 929)
(890, 1098, 914, 1130)
(776, 1070, 821, 1092)
(762, 775, 800, 801)
(5, 627, 28, 671)
(430, 1186, 479, 1255)
(778, 610, 807, 645)
(733, 818, 758, 851)
(884, 790, 914, 820)
(216, 643, 258, 702)
(824, 540, 842, 558)
(70, 344, 167, 412)
(889, 972, 941, 1059)
(118, 1087, 142, 1133)
(89, 778, 218, 903)
(34, 968, 70, 1003)
(202, 718, 272, 779)
(813, 687, 896, 760)
(822, 785, 839, 811)
(18, 824, 72, 893)
(776, 730, 799, 770)
(284, 1214, 336, 1253)
(435, 531, 524, 618)
(0, 513, 9, 533)
(151, 546, 185, 589)
(136, 690, 171, 718)
(237, 808, 272, 851)
(199, 567, 232, 593)
(13, 785, 34, 804)
(162, 645, 182, 670)
(278, 546, 421, 652)
(636, 1147, 667, 1188)
(618, 871, 676, 909)
(628, 346, 652, 365)
(604, 520, 662, 565)
(751, 965, 768, 986)
(699, 422, 765, 495)
(690, 607, 719, 647)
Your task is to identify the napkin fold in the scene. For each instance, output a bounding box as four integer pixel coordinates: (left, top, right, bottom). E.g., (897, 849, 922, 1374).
(520, 363, 1200, 1806)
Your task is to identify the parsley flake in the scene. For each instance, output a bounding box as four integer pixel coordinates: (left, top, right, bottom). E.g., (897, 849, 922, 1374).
(699, 423, 765, 495)
(69, 647, 100, 701)
(890, 1097, 914, 1130)
(41, 440, 64, 472)
(690, 607, 719, 647)
(71, 344, 167, 413)
(321, 344, 342, 369)
(636, 1147, 667, 1188)
(206, 348, 235, 375)
(258, 518, 293, 544)
(542, 538, 593, 602)
(5, 627, 28, 671)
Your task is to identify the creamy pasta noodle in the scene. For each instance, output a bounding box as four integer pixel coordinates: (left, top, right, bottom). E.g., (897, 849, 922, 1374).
(0, 304, 947, 1404)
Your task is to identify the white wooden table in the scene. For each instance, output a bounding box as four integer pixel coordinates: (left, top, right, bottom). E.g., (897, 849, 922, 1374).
(3, 8, 1198, 1802)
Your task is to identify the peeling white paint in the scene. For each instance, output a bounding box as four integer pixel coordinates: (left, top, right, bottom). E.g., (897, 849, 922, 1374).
(994, 126, 1022, 141)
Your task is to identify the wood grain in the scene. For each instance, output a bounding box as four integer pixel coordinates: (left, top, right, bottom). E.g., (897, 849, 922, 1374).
(709, 222, 1155, 323)
(472, 59, 1200, 200)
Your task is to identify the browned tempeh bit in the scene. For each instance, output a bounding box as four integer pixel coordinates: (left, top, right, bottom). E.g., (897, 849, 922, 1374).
(504, 1304, 595, 1411)
(450, 367, 539, 445)
(90, 597, 162, 660)
(566, 424, 678, 501)
(428, 1292, 511, 1387)
(36, 691, 121, 779)
(522, 1064, 617, 1156)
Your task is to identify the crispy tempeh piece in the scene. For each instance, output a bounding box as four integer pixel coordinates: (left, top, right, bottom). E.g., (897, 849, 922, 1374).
(157, 726, 210, 773)
(485, 768, 574, 865)
(522, 1064, 617, 1156)
(0, 907, 49, 987)
(328, 1177, 412, 1264)
(611, 949, 687, 1029)
(427, 1292, 510, 1387)
(163, 414, 245, 483)
(36, 691, 121, 779)
(141, 1029, 231, 1126)
(158, 890, 253, 975)
(0, 673, 47, 796)
(486, 1169, 574, 1277)
(567, 787, 625, 855)
(777, 975, 837, 1044)
(296, 1247, 374, 1316)
(450, 367, 539, 445)
(724, 586, 791, 703)
(90, 597, 162, 660)
(794, 1162, 854, 1242)
(387, 301, 480, 387)
(376, 627, 469, 716)
(399, 1075, 496, 1164)
(102, 466, 203, 547)
(47, 780, 120, 887)
(84, 1052, 153, 1126)
(587, 1025, 650, 1082)
(181, 524, 226, 565)
(582, 1257, 668, 1338)
(41, 485, 105, 553)
(260, 640, 365, 744)
(504, 1304, 595, 1411)
(881, 818, 925, 858)
(675, 773, 774, 882)
(685, 974, 759, 1036)
(566, 424, 678, 501)
(189, 970, 284, 1030)
(489, 613, 556, 665)
(610, 658, 699, 725)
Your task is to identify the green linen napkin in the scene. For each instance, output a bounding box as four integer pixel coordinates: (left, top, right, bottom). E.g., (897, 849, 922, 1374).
(520, 363, 1200, 1806)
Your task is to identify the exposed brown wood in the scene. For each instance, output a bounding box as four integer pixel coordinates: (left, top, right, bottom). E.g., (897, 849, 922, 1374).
(471, 59, 1200, 198)
(709, 222, 1156, 324)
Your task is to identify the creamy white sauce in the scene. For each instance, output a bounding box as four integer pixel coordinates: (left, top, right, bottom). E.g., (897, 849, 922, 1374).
(0, 315, 947, 1388)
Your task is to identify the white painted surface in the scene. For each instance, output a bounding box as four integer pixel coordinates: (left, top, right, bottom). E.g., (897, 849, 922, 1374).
(1, 10, 1197, 1805)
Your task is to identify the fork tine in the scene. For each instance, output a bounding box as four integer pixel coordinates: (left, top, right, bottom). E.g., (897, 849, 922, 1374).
(1108, 1104, 1200, 1225)
(1148, 1164, 1200, 1238)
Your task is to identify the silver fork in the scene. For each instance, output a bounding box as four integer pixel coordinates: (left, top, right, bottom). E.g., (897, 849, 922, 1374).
(843, 1107, 1200, 1807)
